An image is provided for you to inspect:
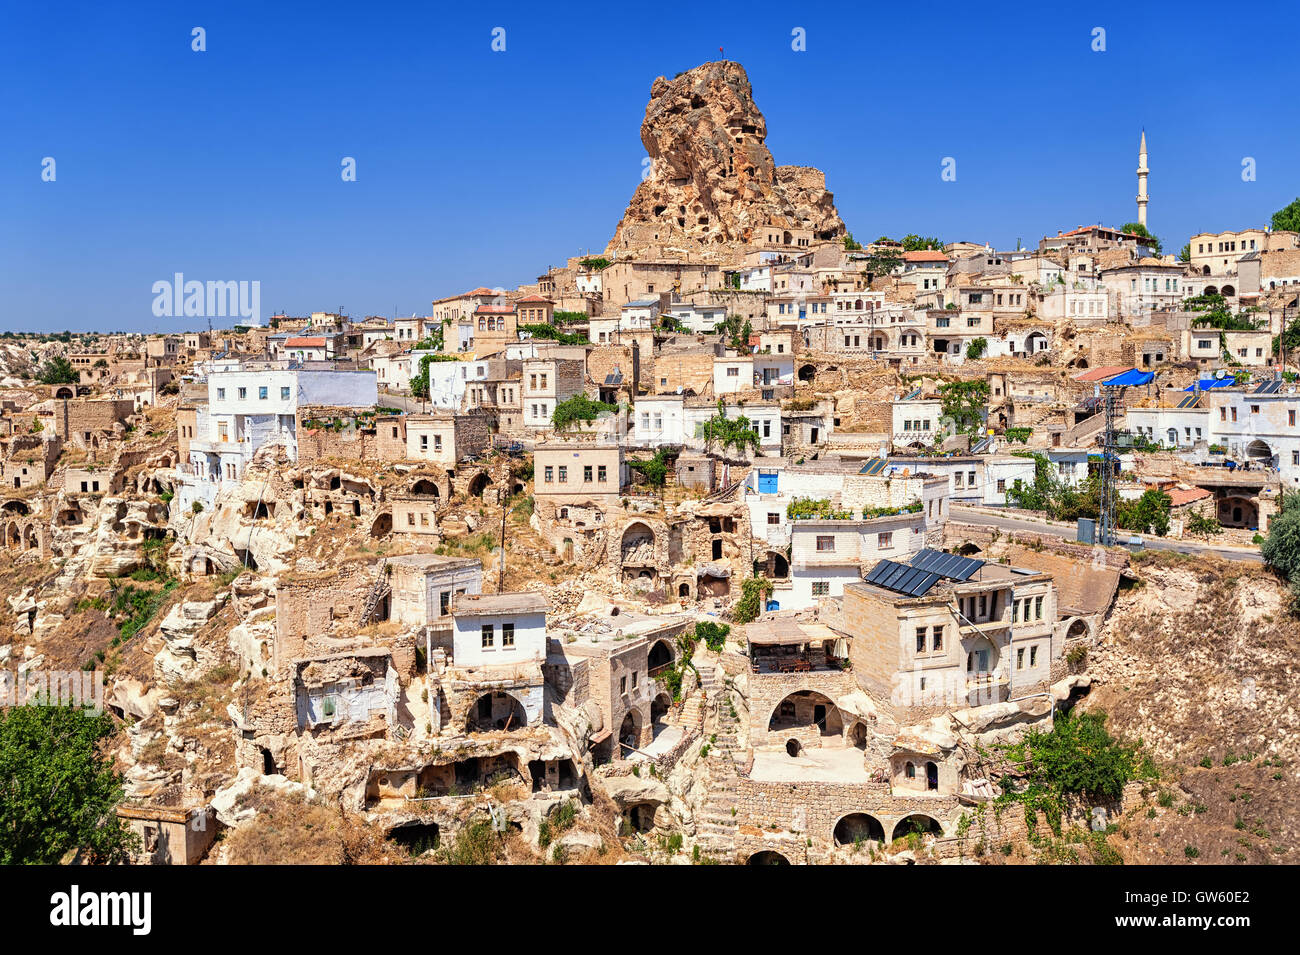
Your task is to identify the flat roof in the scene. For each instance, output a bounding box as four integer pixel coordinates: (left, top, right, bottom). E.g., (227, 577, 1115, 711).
(452, 592, 548, 616)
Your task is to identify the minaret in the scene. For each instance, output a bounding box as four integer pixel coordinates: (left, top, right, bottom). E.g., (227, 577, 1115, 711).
(1136, 129, 1149, 228)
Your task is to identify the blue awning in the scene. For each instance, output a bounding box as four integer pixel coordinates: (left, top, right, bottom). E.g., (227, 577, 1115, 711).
(1104, 369, 1155, 387)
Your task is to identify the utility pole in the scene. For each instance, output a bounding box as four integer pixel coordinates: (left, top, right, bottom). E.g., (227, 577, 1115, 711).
(497, 453, 508, 594)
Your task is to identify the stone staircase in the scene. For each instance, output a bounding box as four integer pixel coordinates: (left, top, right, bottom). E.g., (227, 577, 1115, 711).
(692, 684, 746, 860)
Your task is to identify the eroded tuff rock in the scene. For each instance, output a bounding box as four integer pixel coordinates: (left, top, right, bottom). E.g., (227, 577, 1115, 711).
(607, 60, 844, 252)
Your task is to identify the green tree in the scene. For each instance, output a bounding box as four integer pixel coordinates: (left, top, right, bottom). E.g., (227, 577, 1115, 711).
(1121, 222, 1162, 256)
(1271, 197, 1300, 234)
(0, 703, 136, 864)
(1118, 489, 1171, 537)
(965, 337, 988, 360)
(551, 393, 617, 431)
(938, 378, 990, 435)
(842, 232, 862, 251)
(1262, 492, 1300, 584)
(36, 356, 79, 385)
(628, 448, 671, 488)
(700, 400, 760, 456)
(1178, 243, 1191, 263)
(900, 234, 943, 251)
(1004, 710, 1140, 802)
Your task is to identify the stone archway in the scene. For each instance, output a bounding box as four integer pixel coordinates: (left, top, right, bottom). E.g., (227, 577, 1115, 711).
(467, 472, 492, 500)
(465, 691, 527, 732)
(647, 639, 674, 674)
(891, 814, 944, 841)
(1065, 617, 1090, 640)
(410, 478, 441, 498)
(798, 364, 816, 383)
(650, 693, 672, 737)
(1217, 495, 1258, 528)
(619, 710, 641, 756)
(768, 690, 843, 741)
(620, 522, 657, 580)
(833, 812, 885, 846)
(746, 850, 791, 865)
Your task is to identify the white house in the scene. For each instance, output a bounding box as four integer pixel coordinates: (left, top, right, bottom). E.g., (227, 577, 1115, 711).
(787, 513, 927, 611)
(177, 364, 376, 512)
(450, 592, 548, 669)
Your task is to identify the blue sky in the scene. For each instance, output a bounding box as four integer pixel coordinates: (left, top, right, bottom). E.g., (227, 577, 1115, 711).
(2, 1, 1297, 332)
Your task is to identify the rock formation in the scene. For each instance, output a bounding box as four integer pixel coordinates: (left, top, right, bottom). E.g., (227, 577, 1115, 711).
(607, 61, 845, 253)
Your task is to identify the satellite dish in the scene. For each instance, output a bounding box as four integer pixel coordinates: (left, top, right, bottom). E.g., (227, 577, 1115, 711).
(1215, 369, 1227, 379)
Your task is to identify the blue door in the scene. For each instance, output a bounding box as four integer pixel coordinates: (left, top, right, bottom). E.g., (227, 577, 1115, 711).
(766, 600, 780, 612)
(758, 472, 778, 494)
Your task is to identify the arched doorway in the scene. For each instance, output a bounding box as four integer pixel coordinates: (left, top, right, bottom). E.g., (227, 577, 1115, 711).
(849, 722, 868, 750)
(619, 711, 641, 755)
(620, 522, 656, 573)
(833, 813, 885, 846)
(650, 694, 671, 736)
(1217, 495, 1258, 528)
(746, 850, 791, 865)
(647, 639, 674, 673)
(1065, 618, 1089, 639)
(5, 523, 19, 549)
(1026, 331, 1048, 353)
(369, 512, 392, 537)
(625, 802, 656, 833)
(1204, 285, 1219, 296)
(798, 364, 815, 383)
(892, 814, 943, 841)
(1245, 439, 1272, 461)
(466, 691, 527, 732)
(467, 472, 492, 499)
(1222, 284, 1235, 297)
(768, 691, 843, 740)
(926, 761, 939, 791)
(410, 478, 440, 497)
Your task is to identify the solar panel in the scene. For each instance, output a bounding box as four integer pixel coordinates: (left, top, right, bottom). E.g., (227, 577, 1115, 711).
(1254, 379, 1282, 395)
(864, 560, 941, 597)
(1176, 393, 1200, 409)
(970, 437, 992, 454)
(858, 458, 889, 476)
(903, 387, 922, 401)
(910, 548, 984, 581)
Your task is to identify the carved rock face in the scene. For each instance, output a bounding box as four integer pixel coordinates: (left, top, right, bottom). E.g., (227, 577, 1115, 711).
(608, 61, 845, 251)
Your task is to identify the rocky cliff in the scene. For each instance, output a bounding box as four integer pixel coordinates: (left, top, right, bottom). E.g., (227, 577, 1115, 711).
(606, 61, 845, 254)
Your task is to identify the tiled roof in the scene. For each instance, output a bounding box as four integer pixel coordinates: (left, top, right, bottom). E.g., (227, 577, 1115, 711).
(903, 250, 949, 263)
(285, 337, 327, 347)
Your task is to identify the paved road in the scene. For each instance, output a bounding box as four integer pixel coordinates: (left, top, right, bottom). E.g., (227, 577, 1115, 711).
(950, 504, 1264, 564)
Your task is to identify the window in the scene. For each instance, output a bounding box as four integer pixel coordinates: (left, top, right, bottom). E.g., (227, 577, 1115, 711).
(619, 676, 627, 694)
(631, 671, 638, 688)
(440, 591, 450, 616)
(1017, 647, 1025, 670)
(878, 531, 892, 548)
(216, 387, 226, 400)
(767, 513, 780, 525)
(258, 386, 268, 399)
(502, 623, 515, 647)
(916, 627, 927, 653)
(726, 366, 739, 377)
(584, 466, 593, 483)
(996, 479, 1006, 493)
(954, 472, 964, 488)
(407, 513, 415, 526)
(558, 466, 568, 483)
(932, 626, 943, 650)
(481, 624, 494, 648)
(281, 386, 291, 400)
(1029, 645, 1038, 666)
(544, 466, 554, 483)
(420, 435, 428, 450)
(1012, 600, 1019, 623)
(968, 471, 976, 485)
(816, 535, 835, 552)
(434, 434, 442, 450)
(1034, 595, 1044, 620)
(238, 387, 247, 399)
(321, 696, 337, 720)
(811, 581, 829, 596)
(597, 465, 607, 483)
